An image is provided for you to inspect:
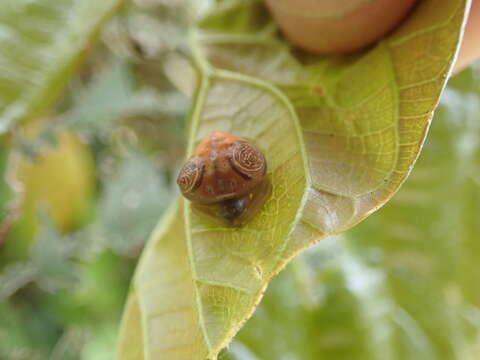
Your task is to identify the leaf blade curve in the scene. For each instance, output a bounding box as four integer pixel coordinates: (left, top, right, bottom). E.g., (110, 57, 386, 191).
(118, 67, 309, 359)
(184, 68, 309, 356)
(228, 67, 480, 360)
(118, 0, 471, 358)
(200, 0, 470, 254)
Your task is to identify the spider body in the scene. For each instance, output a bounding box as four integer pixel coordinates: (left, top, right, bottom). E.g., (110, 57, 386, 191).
(177, 131, 268, 224)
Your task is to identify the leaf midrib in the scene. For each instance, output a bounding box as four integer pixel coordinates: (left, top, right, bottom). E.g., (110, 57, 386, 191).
(183, 30, 312, 358)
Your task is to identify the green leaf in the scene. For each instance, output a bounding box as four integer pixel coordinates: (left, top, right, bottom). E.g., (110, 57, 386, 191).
(0, 0, 124, 133)
(119, 66, 308, 357)
(118, 0, 471, 358)
(118, 203, 194, 359)
(225, 66, 480, 359)
(117, 292, 145, 360)
(199, 0, 471, 239)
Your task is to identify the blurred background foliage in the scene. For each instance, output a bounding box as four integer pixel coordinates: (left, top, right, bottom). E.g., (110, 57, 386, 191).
(0, 0, 479, 359)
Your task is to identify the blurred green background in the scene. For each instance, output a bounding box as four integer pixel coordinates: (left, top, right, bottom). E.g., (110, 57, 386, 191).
(1, 1, 480, 359)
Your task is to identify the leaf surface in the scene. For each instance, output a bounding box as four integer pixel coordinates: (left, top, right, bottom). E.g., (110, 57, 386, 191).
(118, 0, 471, 358)
(225, 65, 480, 360)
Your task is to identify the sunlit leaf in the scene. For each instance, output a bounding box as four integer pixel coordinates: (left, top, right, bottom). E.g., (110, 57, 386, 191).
(119, 0, 471, 358)
(199, 0, 470, 242)
(118, 204, 197, 359)
(117, 292, 145, 360)
(0, 0, 124, 133)
(225, 66, 480, 360)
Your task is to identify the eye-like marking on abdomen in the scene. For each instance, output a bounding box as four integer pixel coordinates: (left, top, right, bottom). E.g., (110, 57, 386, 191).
(177, 155, 205, 194)
(229, 141, 266, 180)
(176, 131, 269, 225)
